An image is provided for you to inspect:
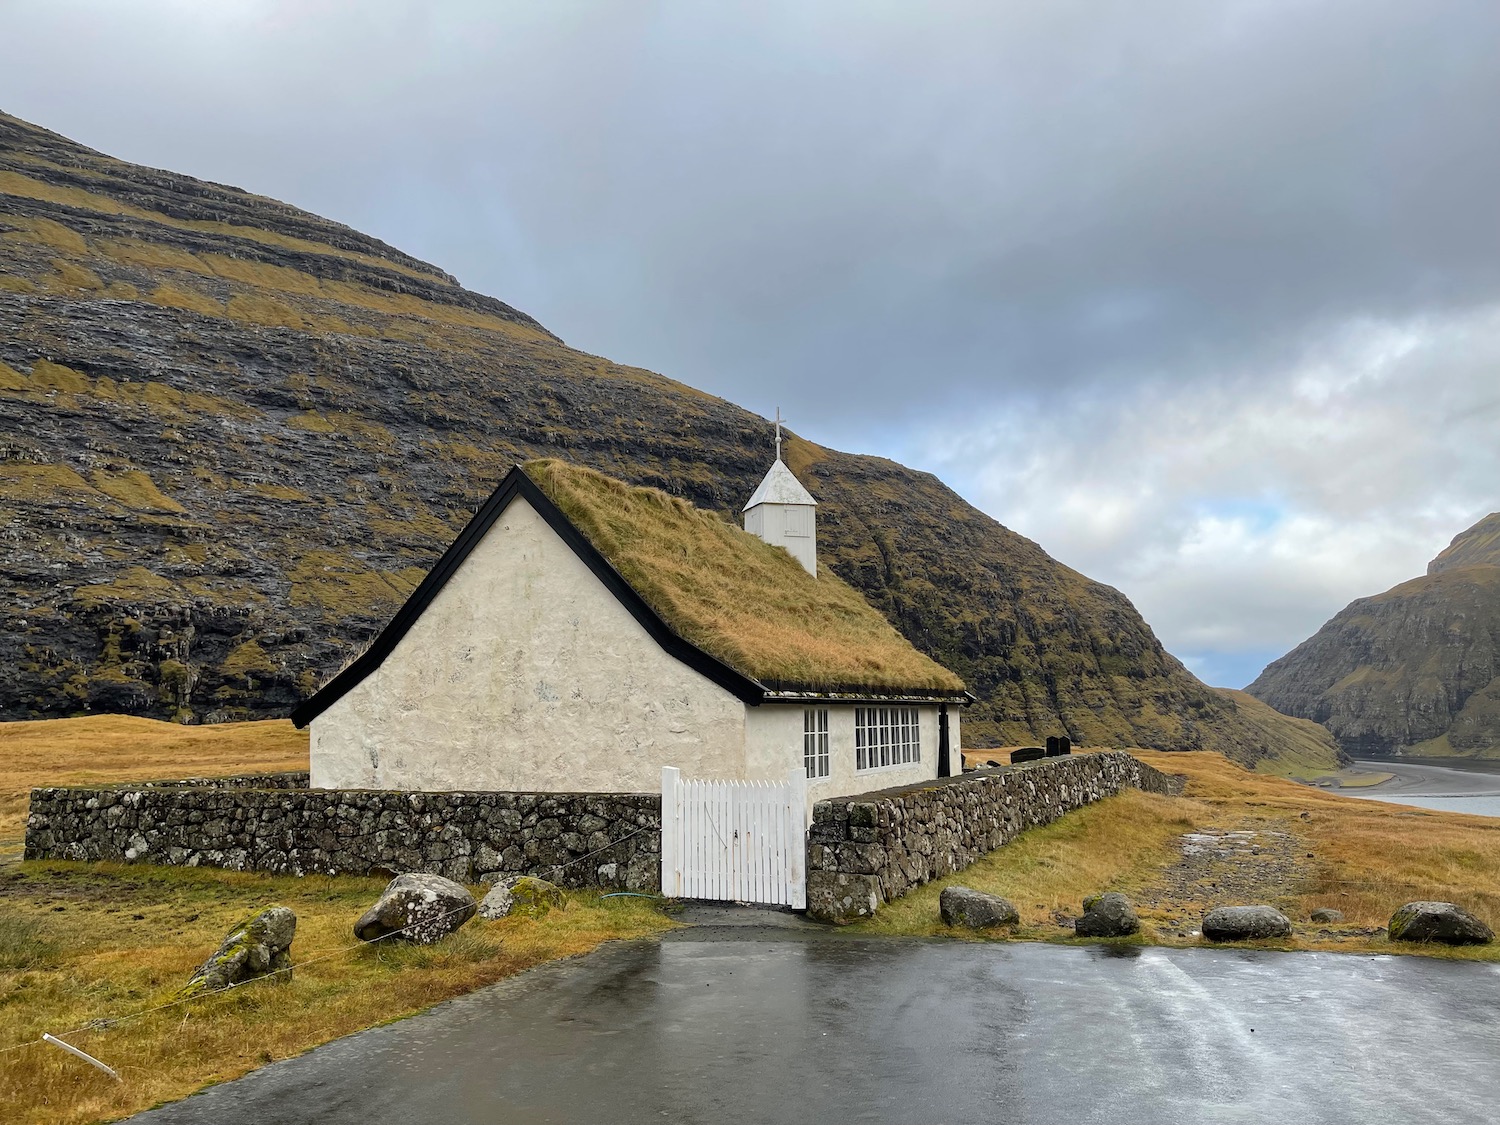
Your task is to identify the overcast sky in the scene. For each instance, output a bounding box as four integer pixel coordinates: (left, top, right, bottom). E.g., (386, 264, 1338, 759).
(5, 0, 1499, 688)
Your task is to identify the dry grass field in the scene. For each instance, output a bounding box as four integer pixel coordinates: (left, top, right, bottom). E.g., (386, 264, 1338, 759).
(0, 863, 669, 1125)
(4, 718, 1499, 1123)
(0, 715, 670, 1124)
(0, 716, 307, 863)
(859, 749, 1500, 960)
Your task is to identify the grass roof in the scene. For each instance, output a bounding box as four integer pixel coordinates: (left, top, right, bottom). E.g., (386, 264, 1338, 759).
(524, 459, 965, 694)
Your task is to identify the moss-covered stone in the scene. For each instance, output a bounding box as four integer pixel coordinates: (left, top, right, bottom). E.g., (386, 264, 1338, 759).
(176, 905, 296, 998)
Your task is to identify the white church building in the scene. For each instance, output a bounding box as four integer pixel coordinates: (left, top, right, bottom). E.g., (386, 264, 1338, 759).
(293, 447, 969, 803)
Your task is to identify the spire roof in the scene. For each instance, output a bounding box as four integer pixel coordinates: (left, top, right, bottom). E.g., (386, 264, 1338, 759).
(743, 459, 817, 511)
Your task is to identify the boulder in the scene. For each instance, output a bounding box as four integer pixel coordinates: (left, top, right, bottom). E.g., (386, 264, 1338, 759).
(478, 875, 567, 920)
(1309, 908, 1345, 923)
(807, 872, 883, 925)
(1075, 892, 1140, 937)
(1388, 902, 1493, 945)
(178, 906, 296, 998)
(354, 873, 477, 945)
(1202, 905, 1292, 942)
(940, 886, 1020, 930)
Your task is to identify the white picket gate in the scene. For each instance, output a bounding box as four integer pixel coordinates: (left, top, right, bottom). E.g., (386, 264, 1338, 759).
(660, 766, 808, 909)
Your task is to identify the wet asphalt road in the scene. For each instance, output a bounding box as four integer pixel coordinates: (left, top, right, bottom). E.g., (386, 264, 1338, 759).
(130, 925, 1500, 1125)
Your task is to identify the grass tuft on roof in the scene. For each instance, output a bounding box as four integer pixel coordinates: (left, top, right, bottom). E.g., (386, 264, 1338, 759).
(524, 459, 965, 694)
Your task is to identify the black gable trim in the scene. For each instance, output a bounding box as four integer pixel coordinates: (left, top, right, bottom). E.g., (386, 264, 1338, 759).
(290, 465, 768, 728)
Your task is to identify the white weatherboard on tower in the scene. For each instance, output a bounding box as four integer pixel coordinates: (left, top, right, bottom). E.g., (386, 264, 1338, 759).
(743, 408, 818, 576)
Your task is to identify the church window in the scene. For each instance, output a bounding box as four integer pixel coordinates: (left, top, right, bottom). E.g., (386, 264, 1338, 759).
(855, 707, 920, 770)
(804, 708, 830, 778)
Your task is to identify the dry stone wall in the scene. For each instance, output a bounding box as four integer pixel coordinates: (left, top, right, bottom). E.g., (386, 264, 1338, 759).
(806, 751, 1181, 922)
(25, 783, 661, 891)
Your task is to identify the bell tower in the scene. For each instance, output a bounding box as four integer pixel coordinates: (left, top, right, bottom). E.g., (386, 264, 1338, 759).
(743, 409, 818, 576)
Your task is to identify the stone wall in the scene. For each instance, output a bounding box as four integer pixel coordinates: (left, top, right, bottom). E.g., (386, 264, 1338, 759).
(806, 751, 1182, 922)
(25, 782, 661, 891)
(141, 772, 310, 790)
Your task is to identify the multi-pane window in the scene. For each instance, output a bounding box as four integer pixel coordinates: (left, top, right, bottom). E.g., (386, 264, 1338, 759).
(855, 707, 921, 770)
(803, 708, 830, 779)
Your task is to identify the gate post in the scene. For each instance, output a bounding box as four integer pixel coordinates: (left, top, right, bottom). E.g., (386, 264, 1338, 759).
(660, 766, 682, 898)
(786, 765, 808, 910)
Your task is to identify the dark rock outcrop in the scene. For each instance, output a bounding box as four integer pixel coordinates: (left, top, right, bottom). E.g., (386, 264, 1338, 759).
(1250, 514, 1500, 759)
(1388, 901, 1493, 945)
(354, 873, 477, 944)
(177, 905, 295, 997)
(1075, 891, 1140, 937)
(1201, 905, 1292, 942)
(939, 886, 1019, 930)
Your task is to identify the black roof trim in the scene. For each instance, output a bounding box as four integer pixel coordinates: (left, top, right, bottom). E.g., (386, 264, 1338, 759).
(290, 465, 769, 728)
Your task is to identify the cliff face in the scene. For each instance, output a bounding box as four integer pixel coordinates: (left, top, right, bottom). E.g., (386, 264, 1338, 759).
(1249, 517, 1500, 758)
(0, 110, 1338, 768)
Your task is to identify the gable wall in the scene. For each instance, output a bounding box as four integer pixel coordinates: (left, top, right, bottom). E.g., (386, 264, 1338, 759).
(310, 496, 747, 792)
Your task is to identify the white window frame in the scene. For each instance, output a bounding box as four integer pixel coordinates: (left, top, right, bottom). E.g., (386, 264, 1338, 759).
(855, 706, 921, 771)
(804, 708, 830, 779)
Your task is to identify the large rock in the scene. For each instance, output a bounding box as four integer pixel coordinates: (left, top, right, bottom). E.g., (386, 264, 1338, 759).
(807, 872, 883, 925)
(178, 906, 296, 998)
(1388, 902, 1494, 945)
(1309, 907, 1345, 923)
(478, 875, 566, 920)
(354, 873, 477, 945)
(1202, 905, 1293, 942)
(939, 886, 1020, 930)
(1075, 892, 1140, 937)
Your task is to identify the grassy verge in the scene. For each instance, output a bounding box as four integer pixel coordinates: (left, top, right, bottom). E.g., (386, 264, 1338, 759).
(853, 749, 1500, 962)
(0, 716, 307, 863)
(0, 862, 670, 1124)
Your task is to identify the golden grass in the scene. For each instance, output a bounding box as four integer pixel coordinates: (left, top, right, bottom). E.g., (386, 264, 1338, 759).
(1132, 749, 1500, 942)
(0, 464, 98, 503)
(89, 469, 186, 514)
(525, 458, 965, 692)
(0, 169, 436, 283)
(147, 282, 224, 318)
(859, 787, 1201, 936)
(0, 716, 307, 862)
(856, 749, 1500, 961)
(0, 862, 669, 1125)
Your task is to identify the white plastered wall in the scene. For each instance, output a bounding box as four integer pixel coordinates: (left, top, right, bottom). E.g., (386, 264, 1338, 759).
(310, 495, 748, 792)
(743, 704, 953, 801)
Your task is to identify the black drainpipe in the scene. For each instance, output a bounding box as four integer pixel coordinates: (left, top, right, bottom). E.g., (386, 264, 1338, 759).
(938, 703, 951, 777)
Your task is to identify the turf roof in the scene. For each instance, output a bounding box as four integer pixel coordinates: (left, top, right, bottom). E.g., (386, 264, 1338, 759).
(524, 459, 965, 694)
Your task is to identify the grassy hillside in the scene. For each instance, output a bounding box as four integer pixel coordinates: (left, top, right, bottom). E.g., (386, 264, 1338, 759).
(0, 109, 1334, 768)
(1250, 541, 1500, 758)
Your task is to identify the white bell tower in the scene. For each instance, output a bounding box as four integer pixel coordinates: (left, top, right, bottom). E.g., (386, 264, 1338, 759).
(743, 409, 818, 576)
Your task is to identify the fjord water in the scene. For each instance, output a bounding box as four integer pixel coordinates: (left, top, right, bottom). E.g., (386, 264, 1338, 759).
(1345, 758, 1500, 818)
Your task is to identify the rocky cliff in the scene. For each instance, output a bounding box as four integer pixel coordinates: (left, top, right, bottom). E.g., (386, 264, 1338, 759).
(1249, 515, 1500, 758)
(0, 110, 1337, 768)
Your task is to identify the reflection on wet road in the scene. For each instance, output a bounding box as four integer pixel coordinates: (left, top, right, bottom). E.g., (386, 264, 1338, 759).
(129, 931, 1500, 1124)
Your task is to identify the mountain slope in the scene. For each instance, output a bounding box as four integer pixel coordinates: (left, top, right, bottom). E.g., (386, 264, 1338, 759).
(1249, 515, 1500, 758)
(0, 110, 1338, 768)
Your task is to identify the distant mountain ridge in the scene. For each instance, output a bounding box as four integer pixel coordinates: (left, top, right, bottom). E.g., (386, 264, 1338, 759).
(0, 110, 1339, 770)
(1249, 512, 1500, 758)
